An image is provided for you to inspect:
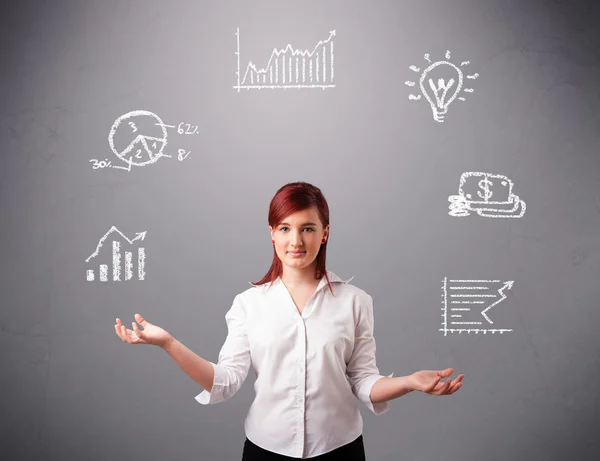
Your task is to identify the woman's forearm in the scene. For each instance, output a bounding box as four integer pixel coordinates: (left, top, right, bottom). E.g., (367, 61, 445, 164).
(162, 337, 215, 392)
(370, 375, 415, 404)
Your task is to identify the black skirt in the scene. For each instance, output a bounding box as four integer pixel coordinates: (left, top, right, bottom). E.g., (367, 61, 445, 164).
(241, 434, 365, 460)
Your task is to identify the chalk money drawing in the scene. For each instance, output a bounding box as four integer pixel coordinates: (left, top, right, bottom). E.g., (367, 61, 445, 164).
(86, 226, 147, 282)
(405, 50, 478, 122)
(234, 28, 336, 91)
(448, 172, 526, 218)
(440, 278, 514, 336)
(99, 110, 197, 171)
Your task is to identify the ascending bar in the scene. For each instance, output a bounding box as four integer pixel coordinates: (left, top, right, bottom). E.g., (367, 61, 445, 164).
(125, 251, 133, 281)
(295, 57, 299, 83)
(86, 269, 94, 281)
(323, 45, 326, 82)
(100, 264, 108, 282)
(330, 41, 334, 82)
(138, 247, 146, 280)
(113, 241, 121, 281)
(302, 58, 306, 82)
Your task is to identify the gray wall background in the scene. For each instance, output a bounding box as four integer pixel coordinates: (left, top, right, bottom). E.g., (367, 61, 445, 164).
(1, 0, 599, 460)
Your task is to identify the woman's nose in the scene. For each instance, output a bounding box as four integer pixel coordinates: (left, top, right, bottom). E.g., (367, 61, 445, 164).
(290, 231, 303, 244)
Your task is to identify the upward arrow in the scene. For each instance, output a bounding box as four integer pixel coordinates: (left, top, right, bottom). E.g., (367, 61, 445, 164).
(85, 226, 147, 262)
(480, 281, 513, 324)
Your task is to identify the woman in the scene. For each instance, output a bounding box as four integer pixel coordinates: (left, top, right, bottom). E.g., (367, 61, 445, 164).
(114, 181, 464, 460)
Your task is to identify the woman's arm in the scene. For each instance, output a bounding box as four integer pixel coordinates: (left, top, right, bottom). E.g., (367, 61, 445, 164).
(346, 294, 393, 415)
(370, 375, 414, 404)
(162, 337, 215, 392)
(194, 295, 252, 405)
(371, 368, 464, 403)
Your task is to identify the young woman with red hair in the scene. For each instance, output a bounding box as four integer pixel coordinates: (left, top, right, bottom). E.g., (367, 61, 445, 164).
(114, 181, 463, 460)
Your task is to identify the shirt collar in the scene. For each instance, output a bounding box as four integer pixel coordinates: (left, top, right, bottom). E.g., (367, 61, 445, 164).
(248, 270, 354, 289)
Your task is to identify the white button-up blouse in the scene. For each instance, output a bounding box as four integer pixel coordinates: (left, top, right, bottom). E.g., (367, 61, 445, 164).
(195, 270, 392, 458)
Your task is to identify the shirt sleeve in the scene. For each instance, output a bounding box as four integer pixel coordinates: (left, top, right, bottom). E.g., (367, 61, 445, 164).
(195, 294, 251, 405)
(346, 293, 392, 415)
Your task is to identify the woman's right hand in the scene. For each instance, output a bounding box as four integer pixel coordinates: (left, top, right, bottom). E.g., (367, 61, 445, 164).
(114, 313, 173, 348)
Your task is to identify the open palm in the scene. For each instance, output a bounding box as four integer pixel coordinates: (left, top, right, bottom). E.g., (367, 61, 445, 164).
(114, 314, 172, 347)
(410, 368, 464, 395)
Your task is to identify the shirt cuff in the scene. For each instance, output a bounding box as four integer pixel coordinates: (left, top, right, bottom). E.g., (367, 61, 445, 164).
(361, 373, 394, 415)
(194, 361, 225, 405)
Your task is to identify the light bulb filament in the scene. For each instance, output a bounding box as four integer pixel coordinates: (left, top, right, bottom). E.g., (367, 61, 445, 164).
(428, 78, 456, 108)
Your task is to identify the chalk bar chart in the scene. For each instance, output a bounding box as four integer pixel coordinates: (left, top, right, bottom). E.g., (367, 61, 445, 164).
(85, 226, 147, 282)
(234, 28, 336, 91)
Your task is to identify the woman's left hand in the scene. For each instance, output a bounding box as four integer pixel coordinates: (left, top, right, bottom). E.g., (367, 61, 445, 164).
(409, 368, 464, 395)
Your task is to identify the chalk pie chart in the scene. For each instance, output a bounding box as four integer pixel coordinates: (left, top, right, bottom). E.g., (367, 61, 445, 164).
(108, 110, 168, 166)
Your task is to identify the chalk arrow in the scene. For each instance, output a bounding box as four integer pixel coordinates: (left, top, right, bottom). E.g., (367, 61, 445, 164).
(85, 226, 147, 262)
(481, 281, 514, 324)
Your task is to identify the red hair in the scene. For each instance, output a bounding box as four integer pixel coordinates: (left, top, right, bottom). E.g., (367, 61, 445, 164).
(251, 182, 335, 295)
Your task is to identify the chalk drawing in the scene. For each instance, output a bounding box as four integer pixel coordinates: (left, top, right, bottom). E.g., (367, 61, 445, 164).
(86, 226, 146, 282)
(406, 50, 478, 122)
(448, 172, 526, 218)
(98, 110, 198, 171)
(234, 28, 336, 91)
(440, 278, 514, 335)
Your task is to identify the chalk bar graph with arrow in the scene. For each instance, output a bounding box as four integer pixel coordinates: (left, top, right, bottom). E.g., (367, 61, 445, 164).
(440, 277, 514, 335)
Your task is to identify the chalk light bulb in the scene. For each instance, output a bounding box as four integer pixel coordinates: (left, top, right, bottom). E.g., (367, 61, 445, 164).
(419, 61, 463, 123)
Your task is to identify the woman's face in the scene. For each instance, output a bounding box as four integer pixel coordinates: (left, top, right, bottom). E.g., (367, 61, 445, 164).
(269, 207, 329, 273)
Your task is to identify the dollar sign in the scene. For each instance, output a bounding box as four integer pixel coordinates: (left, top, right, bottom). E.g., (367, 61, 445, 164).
(477, 177, 493, 201)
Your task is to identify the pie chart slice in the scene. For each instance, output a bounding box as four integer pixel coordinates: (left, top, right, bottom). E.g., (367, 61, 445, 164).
(142, 137, 166, 158)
